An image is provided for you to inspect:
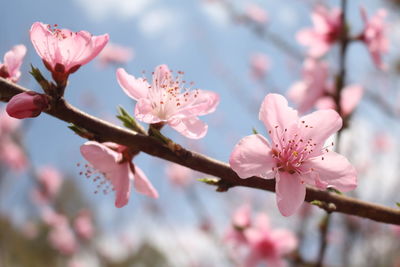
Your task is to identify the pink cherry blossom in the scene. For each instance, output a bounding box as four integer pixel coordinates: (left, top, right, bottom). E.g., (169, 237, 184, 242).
(359, 7, 388, 69)
(42, 209, 78, 255)
(165, 163, 193, 187)
(243, 214, 297, 267)
(117, 65, 219, 139)
(80, 141, 158, 208)
(30, 22, 109, 85)
(0, 109, 27, 171)
(245, 4, 268, 24)
(287, 59, 330, 113)
(97, 43, 133, 68)
(0, 44, 27, 82)
(6, 91, 49, 119)
(229, 94, 357, 216)
(0, 138, 27, 171)
(32, 166, 63, 204)
(73, 209, 94, 240)
(249, 53, 269, 80)
(297, 6, 342, 58)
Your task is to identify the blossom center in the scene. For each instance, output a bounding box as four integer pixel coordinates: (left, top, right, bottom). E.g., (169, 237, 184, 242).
(47, 24, 71, 40)
(148, 71, 199, 120)
(270, 122, 318, 175)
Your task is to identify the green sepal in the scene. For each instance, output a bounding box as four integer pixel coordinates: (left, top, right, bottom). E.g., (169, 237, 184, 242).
(310, 200, 323, 206)
(68, 124, 94, 139)
(327, 187, 342, 195)
(117, 106, 145, 134)
(29, 64, 53, 95)
(197, 177, 220, 186)
(148, 125, 171, 145)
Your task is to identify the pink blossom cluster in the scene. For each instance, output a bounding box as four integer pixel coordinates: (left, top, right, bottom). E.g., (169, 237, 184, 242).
(41, 208, 95, 255)
(297, 5, 342, 58)
(225, 205, 297, 267)
(297, 5, 388, 69)
(288, 58, 364, 116)
(0, 109, 27, 171)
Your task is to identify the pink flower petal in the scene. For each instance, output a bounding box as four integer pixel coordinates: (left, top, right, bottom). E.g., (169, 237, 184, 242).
(80, 141, 120, 173)
(133, 165, 159, 198)
(271, 229, 298, 255)
(308, 40, 330, 58)
(80, 141, 132, 208)
(229, 134, 275, 178)
(116, 68, 149, 100)
(304, 151, 357, 192)
(0, 138, 27, 171)
(30, 22, 109, 75)
(78, 33, 109, 66)
(232, 204, 251, 228)
(3, 45, 27, 81)
(299, 109, 342, 150)
(296, 29, 316, 47)
(276, 172, 306, 216)
(30, 22, 54, 64)
(315, 96, 336, 111)
(152, 64, 171, 88)
(174, 90, 220, 118)
(259, 94, 299, 144)
(340, 85, 363, 116)
(312, 7, 331, 33)
(110, 162, 132, 208)
(168, 117, 208, 139)
(287, 81, 307, 108)
(253, 213, 271, 232)
(135, 98, 162, 124)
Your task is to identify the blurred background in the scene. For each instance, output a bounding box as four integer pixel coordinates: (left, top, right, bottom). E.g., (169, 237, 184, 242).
(1, 0, 400, 266)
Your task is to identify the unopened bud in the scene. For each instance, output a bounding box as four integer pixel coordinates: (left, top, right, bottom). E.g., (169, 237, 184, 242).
(6, 91, 49, 119)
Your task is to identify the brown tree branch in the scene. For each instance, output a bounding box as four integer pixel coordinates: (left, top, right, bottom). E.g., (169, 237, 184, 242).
(1, 77, 400, 225)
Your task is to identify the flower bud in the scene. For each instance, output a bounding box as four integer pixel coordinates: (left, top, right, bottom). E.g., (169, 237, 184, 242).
(6, 91, 49, 119)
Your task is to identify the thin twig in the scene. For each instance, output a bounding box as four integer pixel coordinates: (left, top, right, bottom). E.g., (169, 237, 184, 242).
(315, 1, 349, 266)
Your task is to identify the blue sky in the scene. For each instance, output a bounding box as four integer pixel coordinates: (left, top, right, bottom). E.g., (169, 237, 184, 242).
(1, 0, 399, 264)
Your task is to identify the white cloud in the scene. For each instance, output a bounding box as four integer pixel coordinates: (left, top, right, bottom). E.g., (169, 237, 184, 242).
(74, 0, 185, 49)
(201, 1, 230, 27)
(73, 0, 155, 21)
(138, 8, 177, 36)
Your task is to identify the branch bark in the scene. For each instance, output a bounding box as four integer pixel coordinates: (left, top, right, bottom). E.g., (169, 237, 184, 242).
(1, 77, 400, 225)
